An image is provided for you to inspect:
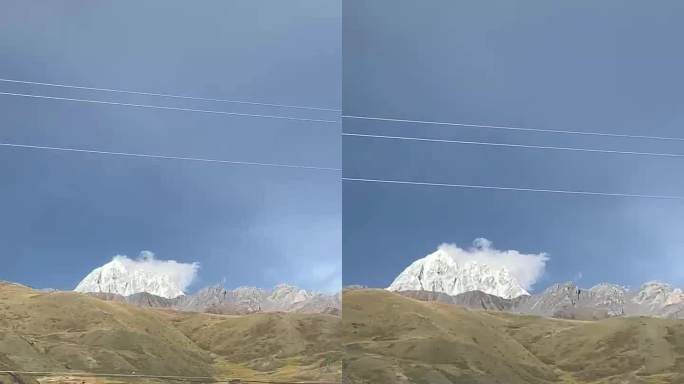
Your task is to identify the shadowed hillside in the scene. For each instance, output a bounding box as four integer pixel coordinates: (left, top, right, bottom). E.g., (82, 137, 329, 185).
(0, 282, 341, 383)
(343, 289, 684, 384)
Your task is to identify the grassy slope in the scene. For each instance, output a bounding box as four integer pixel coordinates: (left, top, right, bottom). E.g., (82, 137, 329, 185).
(170, 309, 342, 380)
(343, 289, 684, 384)
(0, 282, 341, 383)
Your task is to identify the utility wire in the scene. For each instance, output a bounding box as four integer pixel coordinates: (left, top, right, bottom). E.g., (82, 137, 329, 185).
(0, 77, 340, 112)
(0, 142, 341, 172)
(0, 92, 339, 124)
(342, 114, 684, 142)
(342, 177, 684, 200)
(343, 132, 684, 158)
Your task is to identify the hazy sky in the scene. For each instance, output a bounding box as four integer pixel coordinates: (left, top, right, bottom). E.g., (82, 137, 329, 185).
(0, 0, 341, 293)
(343, 0, 684, 292)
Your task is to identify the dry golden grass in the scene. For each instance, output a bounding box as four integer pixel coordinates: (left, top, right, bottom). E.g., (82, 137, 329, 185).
(0, 282, 341, 383)
(343, 289, 684, 384)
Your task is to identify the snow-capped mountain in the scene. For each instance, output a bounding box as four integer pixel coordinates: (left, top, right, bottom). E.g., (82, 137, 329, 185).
(268, 284, 314, 305)
(632, 281, 684, 308)
(387, 248, 529, 299)
(74, 257, 185, 299)
(73, 257, 339, 314)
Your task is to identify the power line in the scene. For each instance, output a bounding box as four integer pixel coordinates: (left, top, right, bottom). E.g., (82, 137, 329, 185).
(343, 132, 684, 159)
(0, 77, 341, 112)
(342, 114, 684, 142)
(342, 177, 684, 200)
(0, 142, 341, 171)
(0, 92, 339, 124)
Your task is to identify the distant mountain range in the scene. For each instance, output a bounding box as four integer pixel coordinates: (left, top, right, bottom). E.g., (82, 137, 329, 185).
(72, 257, 340, 315)
(88, 284, 341, 315)
(388, 248, 684, 320)
(398, 281, 684, 320)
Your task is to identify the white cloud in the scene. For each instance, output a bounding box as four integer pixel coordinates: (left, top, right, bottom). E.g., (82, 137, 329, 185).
(112, 251, 199, 292)
(437, 238, 549, 291)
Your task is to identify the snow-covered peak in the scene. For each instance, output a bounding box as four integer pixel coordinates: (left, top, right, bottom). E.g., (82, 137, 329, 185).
(268, 284, 314, 304)
(633, 281, 683, 307)
(74, 257, 186, 299)
(387, 248, 529, 299)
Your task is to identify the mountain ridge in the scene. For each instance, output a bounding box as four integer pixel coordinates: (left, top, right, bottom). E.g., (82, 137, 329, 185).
(72, 258, 340, 315)
(87, 283, 341, 315)
(398, 280, 684, 320)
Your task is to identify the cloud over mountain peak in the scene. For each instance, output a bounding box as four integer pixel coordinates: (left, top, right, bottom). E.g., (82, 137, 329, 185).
(74, 251, 199, 299)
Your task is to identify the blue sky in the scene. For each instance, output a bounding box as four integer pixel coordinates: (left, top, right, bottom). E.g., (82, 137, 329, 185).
(343, 0, 684, 292)
(0, 0, 341, 293)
